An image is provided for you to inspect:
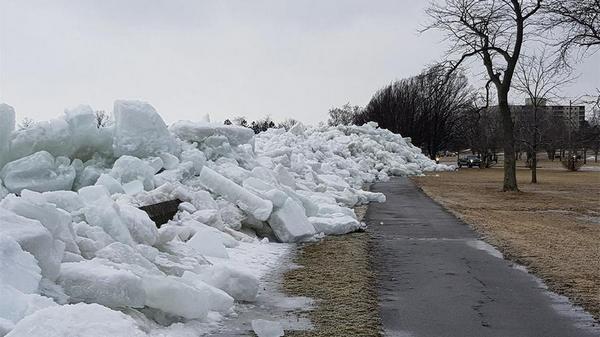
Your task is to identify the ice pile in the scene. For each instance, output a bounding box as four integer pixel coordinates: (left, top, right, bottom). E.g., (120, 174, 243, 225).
(0, 100, 452, 336)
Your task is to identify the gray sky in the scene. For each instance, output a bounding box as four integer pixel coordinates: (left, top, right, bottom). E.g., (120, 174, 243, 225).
(0, 0, 598, 125)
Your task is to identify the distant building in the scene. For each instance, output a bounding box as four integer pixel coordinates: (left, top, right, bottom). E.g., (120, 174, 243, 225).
(490, 99, 586, 130)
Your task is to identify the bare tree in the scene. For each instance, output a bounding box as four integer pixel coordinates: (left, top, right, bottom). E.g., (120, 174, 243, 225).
(277, 118, 299, 131)
(95, 110, 110, 128)
(513, 51, 574, 183)
(425, 0, 543, 191)
(457, 85, 503, 167)
(544, 0, 600, 63)
(357, 65, 475, 159)
(231, 116, 248, 127)
(327, 103, 362, 126)
(249, 116, 276, 134)
(585, 107, 600, 162)
(17, 117, 35, 130)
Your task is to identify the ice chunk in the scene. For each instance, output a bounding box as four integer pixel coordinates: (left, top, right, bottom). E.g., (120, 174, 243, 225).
(109, 156, 155, 191)
(144, 157, 164, 174)
(268, 198, 316, 243)
(356, 190, 386, 203)
(122, 180, 144, 195)
(95, 174, 125, 195)
(274, 164, 296, 189)
(316, 204, 357, 219)
(81, 192, 134, 245)
(194, 264, 259, 302)
(178, 201, 196, 213)
(159, 152, 179, 170)
(95, 242, 161, 275)
(217, 199, 245, 230)
(73, 222, 115, 259)
(8, 118, 72, 161)
(78, 185, 111, 204)
(6, 303, 147, 337)
(0, 103, 15, 168)
(153, 162, 194, 187)
(317, 174, 350, 191)
(187, 226, 229, 259)
(288, 121, 305, 135)
(115, 204, 158, 246)
(242, 177, 288, 208)
(113, 100, 177, 158)
(41, 191, 84, 213)
(73, 164, 105, 190)
(0, 151, 76, 193)
(0, 285, 56, 325)
(0, 318, 14, 337)
(182, 219, 238, 248)
(169, 120, 255, 148)
(185, 190, 218, 211)
(0, 181, 7, 201)
(252, 319, 285, 337)
(198, 166, 273, 221)
(58, 259, 145, 308)
(84, 205, 134, 245)
(181, 271, 234, 313)
(1, 192, 72, 237)
(180, 148, 206, 175)
(141, 275, 208, 320)
(309, 215, 361, 235)
(189, 209, 223, 229)
(64, 105, 113, 160)
(0, 211, 61, 281)
(0, 234, 42, 294)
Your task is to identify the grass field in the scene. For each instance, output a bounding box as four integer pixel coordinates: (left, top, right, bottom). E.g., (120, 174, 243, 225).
(283, 206, 381, 337)
(412, 159, 600, 319)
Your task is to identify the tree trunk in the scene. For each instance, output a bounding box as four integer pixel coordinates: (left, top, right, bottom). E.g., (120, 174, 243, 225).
(531, 152, 537, 184)
(498, 91, 518, 191)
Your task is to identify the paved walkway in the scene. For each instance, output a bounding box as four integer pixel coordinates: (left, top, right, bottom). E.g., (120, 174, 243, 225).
(366, 177, 599, 337)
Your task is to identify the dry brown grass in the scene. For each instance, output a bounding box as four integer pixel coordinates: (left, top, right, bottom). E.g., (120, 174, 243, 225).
(283, 205, 381, 337)
(412, 163, 600, 319)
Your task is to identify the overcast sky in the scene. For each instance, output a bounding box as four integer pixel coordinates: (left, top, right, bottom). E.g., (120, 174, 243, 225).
(0, 0, 598, 125)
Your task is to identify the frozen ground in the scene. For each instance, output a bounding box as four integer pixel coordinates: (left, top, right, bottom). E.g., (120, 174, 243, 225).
(0, 100, 452, 336)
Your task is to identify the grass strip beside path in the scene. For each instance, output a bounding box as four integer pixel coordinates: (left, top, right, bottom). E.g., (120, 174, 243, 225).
(283, 205, 381, 336)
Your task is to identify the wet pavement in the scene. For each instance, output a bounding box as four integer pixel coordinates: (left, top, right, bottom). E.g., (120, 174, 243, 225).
(366, 177, 599, 337)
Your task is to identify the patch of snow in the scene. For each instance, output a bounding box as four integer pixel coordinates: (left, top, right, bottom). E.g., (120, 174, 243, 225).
(252, 319, 285, 337)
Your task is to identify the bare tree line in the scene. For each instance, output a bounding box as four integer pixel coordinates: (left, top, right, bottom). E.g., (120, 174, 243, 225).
(351, 66, 474, 160)
(418, 0, 598, 190)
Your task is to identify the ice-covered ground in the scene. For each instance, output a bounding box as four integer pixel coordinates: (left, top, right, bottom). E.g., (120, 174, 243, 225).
(0, 100, 452, 336)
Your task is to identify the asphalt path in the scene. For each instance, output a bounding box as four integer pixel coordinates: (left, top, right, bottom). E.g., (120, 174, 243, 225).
(366, 177, 599, 337)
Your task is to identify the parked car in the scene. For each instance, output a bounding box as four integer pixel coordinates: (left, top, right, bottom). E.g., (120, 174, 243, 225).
(458, 155, 482, 168)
